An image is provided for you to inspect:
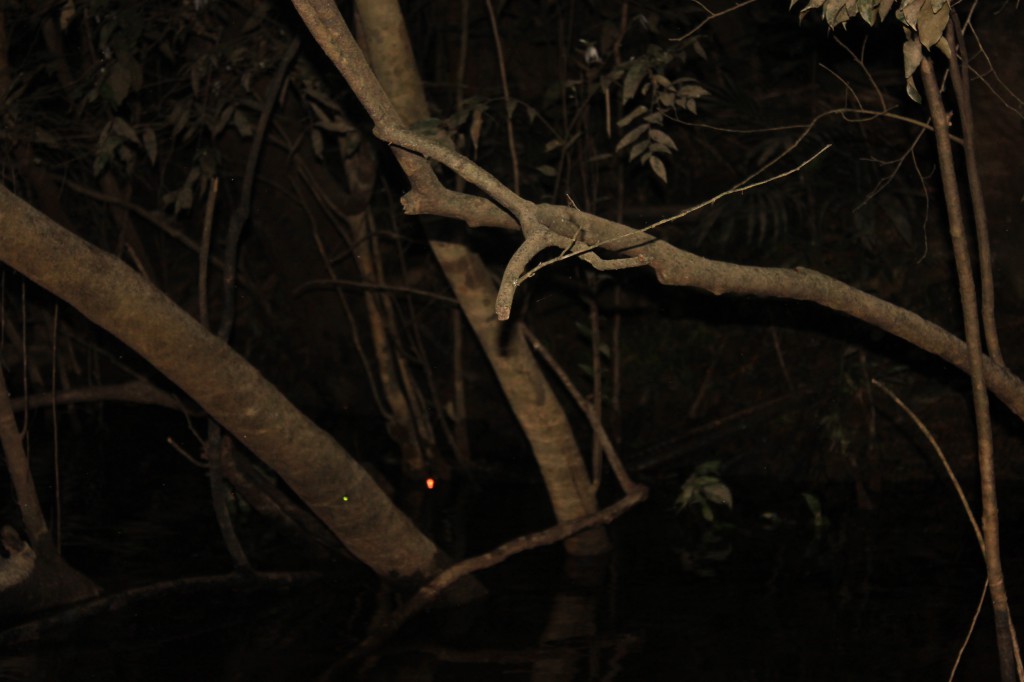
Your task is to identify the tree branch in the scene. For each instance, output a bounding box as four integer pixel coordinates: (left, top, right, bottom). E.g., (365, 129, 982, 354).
(289, 0, 1024, 429)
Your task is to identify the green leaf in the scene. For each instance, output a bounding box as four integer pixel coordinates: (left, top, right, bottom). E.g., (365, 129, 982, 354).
(176, 187, 194, 213)
(116, 144, 135, 167)
(104, 61, 133, 107)
(902, 37, 923, 78)
(823, 0, 844, 26)
(675, 485, 695, 511)
(694, 460, 721, 476)
(703, 482, 733, 509)
(917, 0, 948, 48)
(232, 109, 254, 138)
(168, 100, 190, 137)
(649, 155, 668, 184)
(311, 128, 324, 160)
(92, 154, 108, 177)
(651, 73, 673, 89)
(643, 111, 665, 125)
(141, 127, 157, 165)
(110, 117, 139, 144)
(676, 83, 710, 99)
(621, 58, 647, 104)
(615, 123, 649, 153)
(900, 0, 925, 28)
(627, 139, 649, 162)
(212, 104, 235, 136)
(649, 128, 678, 151)
(801, 492, 826, 528)
(523, 103, 539, 124)
(906, 77, 921, 104)
(858, 0, 876, 25)
(616, 105, 648, 128)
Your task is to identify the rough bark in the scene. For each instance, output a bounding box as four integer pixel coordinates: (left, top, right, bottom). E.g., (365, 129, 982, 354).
(431, 243, 612, 554)
(0, 186, 483, 602)
(343, 0, 610, 555)
(292, 0, 1024, 430)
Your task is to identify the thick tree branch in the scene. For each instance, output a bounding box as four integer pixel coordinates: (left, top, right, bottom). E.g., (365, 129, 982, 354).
(0, 186, 482, 601)
(291, 0, 1024, 426)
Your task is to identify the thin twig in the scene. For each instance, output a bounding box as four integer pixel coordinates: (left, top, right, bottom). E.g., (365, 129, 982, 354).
(675, 0, 761, 43)
(217, 38, 301, 340)
(521, 326, 638, 495)
(50, 304, 60, 552)
(483, 0, 520, 194)
(523, 145, 830, 277)
(293, 278, 457, 305)
(871, 380, 982, 548)
(341, 486, 648, 666)
(920, 53, 1018, 681)
(871, 379, 986, 681)
(199, 177, 219, 330)
(950, 579, 991, 682)
(948, 15, 1003, 365)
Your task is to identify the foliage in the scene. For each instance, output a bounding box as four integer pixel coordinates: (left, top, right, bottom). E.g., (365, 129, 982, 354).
(793, 0, 952, 102)
(0, 0, 310, 216)
(675, 459, 733, 522)
(672, 461, 835, 576)
(522, 4, 710, 194)
(801, 491, 829, 537)
(612, 42, 709, 184)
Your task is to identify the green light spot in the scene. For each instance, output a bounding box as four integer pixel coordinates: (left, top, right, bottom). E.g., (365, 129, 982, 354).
(342, 495, 349, 502)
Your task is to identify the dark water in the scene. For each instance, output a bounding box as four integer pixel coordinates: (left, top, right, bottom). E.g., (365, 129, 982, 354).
(0, 478, 1011, 681)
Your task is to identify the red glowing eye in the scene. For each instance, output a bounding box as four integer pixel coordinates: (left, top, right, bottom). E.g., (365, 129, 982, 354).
(425, 477, 435, 490)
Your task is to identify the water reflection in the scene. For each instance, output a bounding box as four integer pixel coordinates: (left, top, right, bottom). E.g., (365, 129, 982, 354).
(0, 481, 1011, 680)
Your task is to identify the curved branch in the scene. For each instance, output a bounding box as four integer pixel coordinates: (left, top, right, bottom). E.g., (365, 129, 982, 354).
(496, 232, 562, 320)
(291, 0, 1024, 427)
(341, 485, 648, 664)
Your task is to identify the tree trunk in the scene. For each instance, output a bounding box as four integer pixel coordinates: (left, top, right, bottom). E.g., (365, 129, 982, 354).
(0, 186, 484, 602)
(350, 0, 610, 555)
(0, 367, 100, 615)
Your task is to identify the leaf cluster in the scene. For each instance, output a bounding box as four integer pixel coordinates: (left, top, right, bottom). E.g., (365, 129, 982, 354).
(611, 42, 709, 184)
(675, 460, 733, 523)
(793, 0, 951, 102)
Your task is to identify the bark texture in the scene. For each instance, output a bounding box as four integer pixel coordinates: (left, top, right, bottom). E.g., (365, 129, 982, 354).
(348, 0, 610, 555)
(0, 186, 483, 601)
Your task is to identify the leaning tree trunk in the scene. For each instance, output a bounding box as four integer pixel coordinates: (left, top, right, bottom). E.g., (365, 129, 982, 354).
(0, 186, 484, 603)
(0, 366, 100, 615)
(347, 0, 610, 556)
